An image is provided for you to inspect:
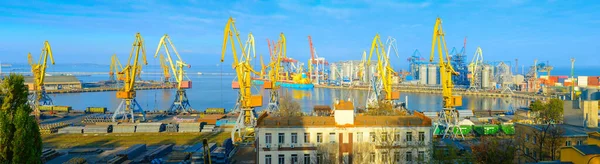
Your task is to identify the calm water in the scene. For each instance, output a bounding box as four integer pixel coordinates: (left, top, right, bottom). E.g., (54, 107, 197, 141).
(47, 73, 531, 113)
(3, 63, 532, 112)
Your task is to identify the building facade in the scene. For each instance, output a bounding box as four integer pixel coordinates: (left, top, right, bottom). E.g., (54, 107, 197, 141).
(515, 123, 594, 163)
(255, 111, 433, 164)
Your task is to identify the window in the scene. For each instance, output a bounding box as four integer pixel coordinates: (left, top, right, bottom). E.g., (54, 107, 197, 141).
(406, 151, 413, 162)
(525, 134, 529, 141)
(382, 152, 388, 162)
(394, 132, 401, 142)
(266, 133, 272, 144)
(278, 133, 285, 144)
(317, 154, 323, 164)
(370, 153, 375, 162)
(577, 140, 583, 145)
(533, 151, 537, 158)
(266, 155, 272, 164)
(370, 132, 376, 142)
(533, 136, 537, 144)
(394, 152, 400, 162)
(357, 132, 363, 142)
(525, 148, 529, 155)
(278, 154, 285, 164)
(304, 133, 310, 143)
(291, 154, 298, 164)
(317, 133, 323, 143)
(419, 132, 425, 142)
(292, 133, 298, 144)
(382, 132, 388, 142)
(304, 154, 310, 164)
(329, 133, 336, 143)
(406, 132, 413, 142)
(418, 151, 425, 161)
(566, 140, 572, 146)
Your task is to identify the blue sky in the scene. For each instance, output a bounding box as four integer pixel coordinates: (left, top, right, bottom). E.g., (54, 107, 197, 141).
(1, 0, 599, 69)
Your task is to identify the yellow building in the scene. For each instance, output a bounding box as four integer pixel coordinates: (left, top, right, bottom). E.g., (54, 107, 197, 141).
(559, 132, 600, 164)
(515, 123, 592, 163)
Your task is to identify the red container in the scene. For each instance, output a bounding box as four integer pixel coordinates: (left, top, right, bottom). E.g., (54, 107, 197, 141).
(564, 82, 573, 87)
(549, 76, 559, 84)
(558, 76, 568, 79)
(588, 76, 600, 86)
(231, 81, 240, 89)
(180, 81, 192, 89)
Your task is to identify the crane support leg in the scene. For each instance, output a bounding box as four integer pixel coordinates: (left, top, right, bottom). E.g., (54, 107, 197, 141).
(169, 89, 192, 113)
(231, 107, 257, 142)
(112, 98, 146, 122)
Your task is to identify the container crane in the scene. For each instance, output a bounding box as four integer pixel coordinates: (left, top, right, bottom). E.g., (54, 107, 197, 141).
(221, 17, 263, 142)
(467, 47, 484, 92)
(366, 34, 400, 110)
(154, 34, 193, 113)
(109, 54, 124, 82)
(429, 17, 464, 140)
(158, 53, 171, 84)
(265, 33, 285, 113)
(27, 41, 55, 117)
(112, 32, 148, 122)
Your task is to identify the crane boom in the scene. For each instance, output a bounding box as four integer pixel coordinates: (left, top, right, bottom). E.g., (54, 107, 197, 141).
(28, 41, 56, 109)
(367, 34, 398, 101)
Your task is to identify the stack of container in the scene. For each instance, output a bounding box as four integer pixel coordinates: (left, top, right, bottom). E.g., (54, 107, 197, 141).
(52, 106, 72, 113)
(84, 124, 113, 134)
(139, 144, 174, 163)
(113, 124, 137, 133)
(579, 76, 589, 87)
(201, 124, 215, 133)
(117, 144, 147, 160)
(136, 123, 164, 133)
(178, 123, 201, 132)
(165, 123, 178, 132)
(589, 76, 600, 87)
(205, 108, 226, 114)
(58, 126, 84, 134)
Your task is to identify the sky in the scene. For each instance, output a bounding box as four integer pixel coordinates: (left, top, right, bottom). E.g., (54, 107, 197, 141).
(1, 0, 599, 70)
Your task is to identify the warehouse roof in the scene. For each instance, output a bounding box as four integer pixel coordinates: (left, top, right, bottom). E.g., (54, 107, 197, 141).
(24, 75, 81, 84)
(257, 113, 431, 128)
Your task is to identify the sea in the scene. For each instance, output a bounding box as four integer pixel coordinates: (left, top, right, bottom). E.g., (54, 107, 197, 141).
(4, 63, 593, 113)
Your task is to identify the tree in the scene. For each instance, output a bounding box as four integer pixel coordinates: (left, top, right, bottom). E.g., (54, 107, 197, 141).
(365, 101, 407, 116)
(0, 74, 43, 163)
(529, 100, 545, 112)
(530, 99, 564, 124)
(516, 124, 564, 162)
(275, 92, 303, 118)
(471, 137, 516, 164)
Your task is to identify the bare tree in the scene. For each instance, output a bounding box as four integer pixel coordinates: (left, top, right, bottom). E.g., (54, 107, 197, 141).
(471, 137, 517, 164)
(313, 143, 337, 164)
(516, 124, 564, 162)
(276, 92, 303, 117)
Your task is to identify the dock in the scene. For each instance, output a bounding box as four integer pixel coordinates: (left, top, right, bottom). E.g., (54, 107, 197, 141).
(45, 86, 175, 94)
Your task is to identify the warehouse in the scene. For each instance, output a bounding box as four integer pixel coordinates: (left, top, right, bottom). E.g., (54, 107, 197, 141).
(24, 75, 82, 91)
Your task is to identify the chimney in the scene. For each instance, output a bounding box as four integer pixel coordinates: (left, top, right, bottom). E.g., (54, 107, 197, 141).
(334, 100, 355, 126)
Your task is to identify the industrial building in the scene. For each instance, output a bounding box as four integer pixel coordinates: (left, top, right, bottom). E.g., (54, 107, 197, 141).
(24, 75, 82, 91)
(255, 109, 433, 164)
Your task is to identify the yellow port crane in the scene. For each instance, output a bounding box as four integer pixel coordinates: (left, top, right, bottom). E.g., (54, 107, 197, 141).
(366, 34, 399, 110)
(221, 17, 263, 142)
(259, 54, 267, 79)
(112, 32, 148, 122)
(109, 54, 125, 82)
(27, 41, 55, 113)
(265, 33, 285, 112)
(158, 53, 171, 84)
(429, 17, 464, 140)
(154, 34, 193, 113)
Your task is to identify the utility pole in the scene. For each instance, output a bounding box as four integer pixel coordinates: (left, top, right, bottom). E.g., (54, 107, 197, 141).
(571, 58, 575, 100)
(515, 58, 518, 74)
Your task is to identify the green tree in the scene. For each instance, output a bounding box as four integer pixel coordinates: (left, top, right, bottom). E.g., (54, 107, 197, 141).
(0, 74, 42, 163)
(542, 99, 564, 123)
(529, 100, 545, 112)
(472, 137, 516, 164)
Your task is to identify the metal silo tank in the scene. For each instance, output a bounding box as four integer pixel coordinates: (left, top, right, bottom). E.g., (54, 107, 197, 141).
(342, 62, 351, 80)
(482, 65, 491, 88)
(427, 64, 437, 85)
(419, 64, 427, 85)
(329, 64, 337, 81)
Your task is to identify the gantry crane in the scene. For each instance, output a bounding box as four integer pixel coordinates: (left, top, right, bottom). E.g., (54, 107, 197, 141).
(158, 53, 171, 84)
(467, 47, 484, 92)
(27, 41, 55, 117)
(109, 54, 124, 82)
(154, 34, 193, 113)
(112, 33, 148, 122)
(429, 17, 464, 140)
(221, 17, 263, 142)
(365, 34, 400, 110)
(265, 33, 285, 113)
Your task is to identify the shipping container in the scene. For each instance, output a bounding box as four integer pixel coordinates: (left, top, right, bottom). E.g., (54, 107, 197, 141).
(205, 108, 225, 114)
(558, 75, 568, 79)
(250, 95, 262, 107)
(578, 76, 589, 87)
(39, 105, 54, 111)
(53, 106, 72, 113)
(180, 81, 192, 89)
(86, 107, 107, 113)
(473, 124, 499, 135)
(589, 76, 600, 86)
(501, 124, 515, 135)
(564, 82, 574, 87)
(231, 81, 240, 89)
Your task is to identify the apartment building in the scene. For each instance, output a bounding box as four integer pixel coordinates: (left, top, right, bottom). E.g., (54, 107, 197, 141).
(255, 108, 433, 164)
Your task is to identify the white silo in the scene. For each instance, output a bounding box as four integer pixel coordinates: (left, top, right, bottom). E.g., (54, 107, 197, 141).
(419, 64, 427, 85)
(427, 64, 437, 85)
(482, 65, 491, 88)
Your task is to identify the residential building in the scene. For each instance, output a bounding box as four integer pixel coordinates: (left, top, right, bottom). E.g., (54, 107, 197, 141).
(255, 106, 433, 164)
(559, 132, 600, 163)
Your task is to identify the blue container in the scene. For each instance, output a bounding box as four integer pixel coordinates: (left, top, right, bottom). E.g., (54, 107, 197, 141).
(558, 78, 566, 83)
(406, 75, 414, 81)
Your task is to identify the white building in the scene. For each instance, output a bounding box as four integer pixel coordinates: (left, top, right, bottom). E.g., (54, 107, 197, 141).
(255, 109, 433, 164)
